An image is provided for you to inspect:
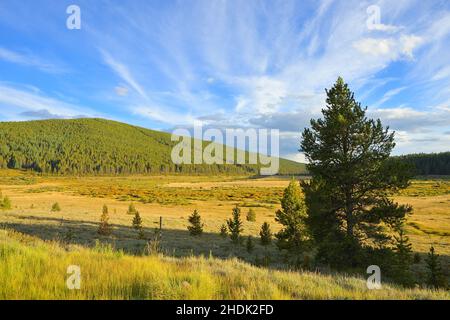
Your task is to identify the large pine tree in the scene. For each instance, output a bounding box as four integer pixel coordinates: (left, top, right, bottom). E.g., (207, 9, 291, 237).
(301, 77, 413, 268)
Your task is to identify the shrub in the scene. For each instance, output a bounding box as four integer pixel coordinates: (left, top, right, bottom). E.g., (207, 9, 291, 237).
(246, 208, 256, 222)
(51, 202, 61, 212)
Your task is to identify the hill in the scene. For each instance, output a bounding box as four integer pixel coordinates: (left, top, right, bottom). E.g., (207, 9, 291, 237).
(1, 229, 448, 300)
(0, 118, 306, 176)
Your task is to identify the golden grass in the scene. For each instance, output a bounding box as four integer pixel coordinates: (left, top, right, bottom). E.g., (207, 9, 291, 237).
(0, 229, 448, 300)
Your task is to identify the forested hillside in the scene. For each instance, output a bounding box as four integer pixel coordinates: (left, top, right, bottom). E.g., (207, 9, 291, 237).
(0, 118, 306, 175)
(397, 152, 450, 175)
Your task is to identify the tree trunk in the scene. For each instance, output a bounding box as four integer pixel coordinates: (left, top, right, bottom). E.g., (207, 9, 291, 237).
(345, 189, 354, 237)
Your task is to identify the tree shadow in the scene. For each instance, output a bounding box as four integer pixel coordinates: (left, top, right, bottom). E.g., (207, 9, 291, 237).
(4, 215, 447, 282)
(1, 215, 285, 267)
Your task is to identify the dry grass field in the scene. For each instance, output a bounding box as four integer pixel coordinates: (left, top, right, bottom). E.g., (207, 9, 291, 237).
(0, 169, 449, 299)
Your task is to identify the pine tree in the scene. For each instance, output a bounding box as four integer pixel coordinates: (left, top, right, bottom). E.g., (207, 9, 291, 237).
(392, 223, 414, 287)
(1, 195, 11, 210)
(246, 208, 256, 222)
(127, 203, 137, 215)
(187, 209, 204, 236)
(220, 224, 228, 238)
(98, 205, 112, 236)
(259, 222, 272, 246)
(275, 179, 309, 251)
(301, 77, 413, 268)
(246, 236, 254, 253)
(227, 206, 243, 244)
(132, 210, 145, 239)
(51, 202, 61, 212)
(425, 246, 447, 289)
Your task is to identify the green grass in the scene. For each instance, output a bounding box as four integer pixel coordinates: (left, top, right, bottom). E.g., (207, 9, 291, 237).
(1, 229, 448, 300)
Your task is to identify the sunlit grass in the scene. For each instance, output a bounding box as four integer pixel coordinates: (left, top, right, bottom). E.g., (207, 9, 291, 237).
(1, 229, 448, 300)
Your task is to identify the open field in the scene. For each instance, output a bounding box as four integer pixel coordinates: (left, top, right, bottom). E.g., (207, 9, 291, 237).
(0, 169, 449, 299)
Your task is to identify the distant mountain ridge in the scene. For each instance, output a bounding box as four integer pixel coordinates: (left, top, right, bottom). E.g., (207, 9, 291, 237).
(0, 118, 307, 175)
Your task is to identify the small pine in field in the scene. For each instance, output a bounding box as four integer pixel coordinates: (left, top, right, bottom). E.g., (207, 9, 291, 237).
(259, 222, 272, 246)
(132, 210, 145, 239)
(1, 196, 12, 210)
(246, 208, 256, 222)
(187, 209, 204, 236)
(392, 224, 414, 287)
(51, 202, 61, 212)
(220, 224, 228, 238)
(246, 236, 254, 253)
(425, 246, 447, 289)
(127, 203, 137, 215)
(98, 205, 112, 236)
(0, 190, 11, 210)
(227, 205, 243, 245)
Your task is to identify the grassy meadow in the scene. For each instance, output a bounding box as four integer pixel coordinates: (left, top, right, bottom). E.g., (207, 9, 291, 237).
(1, 229, 449, 300)
(0, 169, 449, 299)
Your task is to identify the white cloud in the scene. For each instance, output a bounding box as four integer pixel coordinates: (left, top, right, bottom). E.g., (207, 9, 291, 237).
(353, 38, 395, 56)
(353, 35, 422, 59)
(400, 35, 423, 58)
(0, 47, 67, 73)
(0, 83, 96, 120)
(370, 105, 450, 132)
(284, 152, 308, 163)
(369, 23, 401, 33)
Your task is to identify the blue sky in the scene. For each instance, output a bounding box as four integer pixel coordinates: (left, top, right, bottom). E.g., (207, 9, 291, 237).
(0, 0, 449, 161)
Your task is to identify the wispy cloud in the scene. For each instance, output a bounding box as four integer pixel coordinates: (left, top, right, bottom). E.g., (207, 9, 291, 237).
(0, 47, 67, 74)
(374, 86, 407, 106)
(100, 49, 148, 100)
(0, 0, 449, 158)
(0, 83, 96, 120)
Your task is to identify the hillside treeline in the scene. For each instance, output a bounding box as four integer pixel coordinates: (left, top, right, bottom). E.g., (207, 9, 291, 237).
(397, 152, 450, 175)
(0, 118, 305, 176)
